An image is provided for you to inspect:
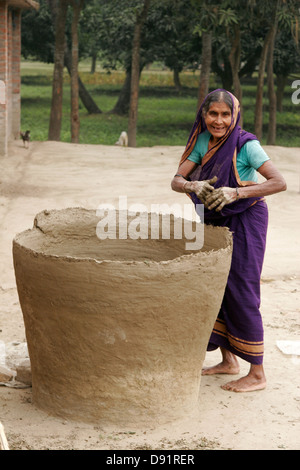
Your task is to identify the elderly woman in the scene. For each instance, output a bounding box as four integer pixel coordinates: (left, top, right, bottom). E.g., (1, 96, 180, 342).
(171, 89, 286, 393)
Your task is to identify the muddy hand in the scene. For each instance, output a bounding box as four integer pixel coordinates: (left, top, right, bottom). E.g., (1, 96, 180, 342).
(205, 187, 237, 212)
(192, 176, 218, 201)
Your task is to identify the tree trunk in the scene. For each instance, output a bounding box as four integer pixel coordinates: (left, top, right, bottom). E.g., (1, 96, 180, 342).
(266, 16, 278, 145)
(276, 74, 287, 112)
(64, 50, 102, 115)
(228, 25, 243, 124)
(254, 27, 273, 141)
(214, 52, 232, 91)
(91, 53, 97, 74)
(111, 68, 132, 115)
(49, 0, 102, 116)
(128, 0, 151, 148)
(173, 68, 182, 91)
(70, 0, 83, 144)
(197, 30, 212, 110)
(48, 0, 68, 141)
(254, 0, 280, 142)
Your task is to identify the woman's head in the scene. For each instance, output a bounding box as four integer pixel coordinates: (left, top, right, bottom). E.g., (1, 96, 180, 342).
(202, 90, 233, 142)
(202, 90, 233, 115)
(179, 89, 239, 164)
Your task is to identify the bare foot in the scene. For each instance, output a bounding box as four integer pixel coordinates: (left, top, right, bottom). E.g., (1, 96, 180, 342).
(202, 348, 240, 375)
(202, 361, 240, 376)
(221, 368, 266, 392)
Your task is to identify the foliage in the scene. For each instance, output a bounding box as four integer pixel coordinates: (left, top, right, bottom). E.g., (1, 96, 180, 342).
(20, 0, 300, 145)
(274, 29, 300, 76)
(21, 0, 55, 62)
(21, 0, 300, 79)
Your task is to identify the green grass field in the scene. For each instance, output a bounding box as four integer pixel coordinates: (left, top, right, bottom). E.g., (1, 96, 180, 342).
(20, 61, 300, 147)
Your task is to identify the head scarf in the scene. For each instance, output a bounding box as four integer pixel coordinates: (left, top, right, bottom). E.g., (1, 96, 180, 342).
(179, 89, 261, 220)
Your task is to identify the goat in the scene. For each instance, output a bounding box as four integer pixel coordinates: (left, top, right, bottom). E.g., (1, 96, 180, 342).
(115, 131, 128, 147)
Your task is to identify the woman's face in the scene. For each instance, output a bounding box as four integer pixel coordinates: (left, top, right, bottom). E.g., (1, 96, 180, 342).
(204, 101, 232, 141)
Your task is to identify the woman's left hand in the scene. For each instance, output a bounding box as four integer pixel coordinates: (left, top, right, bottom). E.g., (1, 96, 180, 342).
(204, 187, 237, 212)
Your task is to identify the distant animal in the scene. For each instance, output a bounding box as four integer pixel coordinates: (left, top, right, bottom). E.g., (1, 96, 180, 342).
(20, 130, 30, 148)
(115, 131, 128, 147)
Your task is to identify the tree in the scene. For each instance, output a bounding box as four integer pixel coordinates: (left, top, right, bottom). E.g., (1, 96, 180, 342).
(63, 0, 102, 115)
(128, 0, 151, 147)
(22, 0, 300, 146)
(110, 70, 130, 115)
(274, 31, 300, 111)
(64, 48, 102, 114)
(150, 0, 200, 92)
(228, 23, 242, 105)
(86, 0, 137, 116)
(197, 31, 212, 108)
(21, 0, 54, 62)
(266, 0, 279, 145)
(274, 2, 300, 111)
(22, 0, 102, 116)
(70, 0, 84, 143)
(90, 0, 200, 115)
(254, 0, 299, 142)
(48, 0, 68, 141)
(216, 2, 254, 123)
(253, 0, 279, 141)
(192, 0, 216, 108)
(79, 0, 103, 73)
(196, 1, 246, 118)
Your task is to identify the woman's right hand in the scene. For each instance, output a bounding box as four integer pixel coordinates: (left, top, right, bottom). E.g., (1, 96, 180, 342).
(188, 176, 218, 204)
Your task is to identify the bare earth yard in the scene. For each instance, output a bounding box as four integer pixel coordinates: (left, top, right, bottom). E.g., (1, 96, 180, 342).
(0, 140, 299, 450)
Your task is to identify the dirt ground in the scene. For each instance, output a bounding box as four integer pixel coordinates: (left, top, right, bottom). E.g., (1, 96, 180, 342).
(0, 140, 299, 451)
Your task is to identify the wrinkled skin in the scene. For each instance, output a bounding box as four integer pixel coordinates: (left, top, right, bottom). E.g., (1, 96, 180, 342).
(188, 176, 237, 212)
(205, 185, 237, 212)
(191, 176, 217, 203)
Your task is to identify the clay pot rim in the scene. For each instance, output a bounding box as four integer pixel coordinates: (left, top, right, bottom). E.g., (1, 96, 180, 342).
(13, 229, 232, 267)
(13, 207, 233, 267)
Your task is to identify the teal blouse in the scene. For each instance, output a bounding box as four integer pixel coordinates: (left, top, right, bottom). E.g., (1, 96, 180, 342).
(187, 131, 270, 183)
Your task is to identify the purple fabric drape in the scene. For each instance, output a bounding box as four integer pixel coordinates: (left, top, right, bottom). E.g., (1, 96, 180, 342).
(206, 199, 268, 364)
(180, 89, 268, 364)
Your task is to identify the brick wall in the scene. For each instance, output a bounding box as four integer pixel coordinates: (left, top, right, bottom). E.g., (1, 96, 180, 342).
(0, 1, 22, 156)
(0, 1, 8, 156)
(12, 9, 21, 139)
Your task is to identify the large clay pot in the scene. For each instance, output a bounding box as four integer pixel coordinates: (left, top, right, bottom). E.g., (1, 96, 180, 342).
(13, 208, 232, 426)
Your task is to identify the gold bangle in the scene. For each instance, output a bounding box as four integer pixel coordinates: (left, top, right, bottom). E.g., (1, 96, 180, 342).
(236, 187, 240, 200)
(183, 181, 188, 193)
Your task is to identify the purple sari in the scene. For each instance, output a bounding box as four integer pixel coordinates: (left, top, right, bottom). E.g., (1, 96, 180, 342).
(179, 89, 268, 365)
